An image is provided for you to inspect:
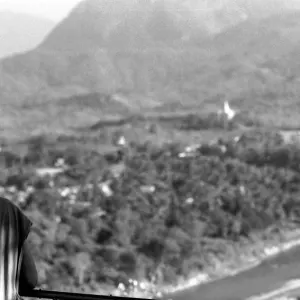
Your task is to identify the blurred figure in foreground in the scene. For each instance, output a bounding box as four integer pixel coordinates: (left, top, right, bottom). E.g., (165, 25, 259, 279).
(0, 197, 38, 300)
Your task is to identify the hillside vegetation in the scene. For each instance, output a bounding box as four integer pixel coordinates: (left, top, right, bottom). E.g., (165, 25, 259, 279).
(1, 114, 300, 297)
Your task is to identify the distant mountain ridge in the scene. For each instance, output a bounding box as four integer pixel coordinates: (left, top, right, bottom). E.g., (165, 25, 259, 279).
(39, 0, 209, 50)
(1, 0, 300, 116)
(0, 11, 55, 58)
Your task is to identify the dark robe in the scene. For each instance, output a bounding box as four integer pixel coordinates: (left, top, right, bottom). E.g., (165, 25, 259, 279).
(0, 197, 32, 300)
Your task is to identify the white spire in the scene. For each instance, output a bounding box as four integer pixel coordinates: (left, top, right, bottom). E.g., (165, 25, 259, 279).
(224, 101, 236, 120)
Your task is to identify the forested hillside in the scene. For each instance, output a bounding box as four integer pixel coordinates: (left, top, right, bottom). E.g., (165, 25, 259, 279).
(1, 115, 300, 297)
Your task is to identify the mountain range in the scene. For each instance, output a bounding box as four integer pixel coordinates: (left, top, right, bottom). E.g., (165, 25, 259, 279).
(1, 0, 300, 122)
(0, 11, 55, 59)
(38, 0, 300, 50)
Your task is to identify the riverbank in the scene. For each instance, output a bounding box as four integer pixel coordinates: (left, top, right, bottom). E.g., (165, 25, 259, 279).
(159, 223, 300, 298)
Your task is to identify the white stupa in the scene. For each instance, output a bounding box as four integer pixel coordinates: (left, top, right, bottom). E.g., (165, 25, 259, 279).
(117, 136, 126, 147)
(224, 101, 236, 120)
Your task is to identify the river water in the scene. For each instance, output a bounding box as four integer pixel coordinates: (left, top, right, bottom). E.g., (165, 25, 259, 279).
(167, 245, 300, 300)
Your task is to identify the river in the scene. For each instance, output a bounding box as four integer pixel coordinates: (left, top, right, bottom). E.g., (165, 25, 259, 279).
(166, 245, 300, 300)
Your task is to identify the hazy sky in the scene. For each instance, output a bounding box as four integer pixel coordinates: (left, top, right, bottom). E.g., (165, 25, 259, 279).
(2, 0, 300, 22)
(0, 0, 82, 21)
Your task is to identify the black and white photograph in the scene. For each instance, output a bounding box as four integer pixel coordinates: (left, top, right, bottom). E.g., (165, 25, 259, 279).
(2, 1, 300, 300)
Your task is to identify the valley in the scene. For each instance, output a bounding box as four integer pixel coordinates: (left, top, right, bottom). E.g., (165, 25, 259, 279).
(3, 1, 300, 299)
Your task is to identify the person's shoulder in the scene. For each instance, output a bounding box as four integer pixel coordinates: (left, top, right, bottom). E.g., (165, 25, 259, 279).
(0, 197, 17, 209)
(0, 196, 32, 235)
(0, 197, 22, 219)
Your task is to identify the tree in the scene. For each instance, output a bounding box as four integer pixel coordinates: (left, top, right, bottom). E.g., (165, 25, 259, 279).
(71, 252, 91, 285)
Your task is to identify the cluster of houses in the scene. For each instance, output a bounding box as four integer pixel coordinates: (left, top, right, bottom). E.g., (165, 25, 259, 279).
(0, 102, 240, 212)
